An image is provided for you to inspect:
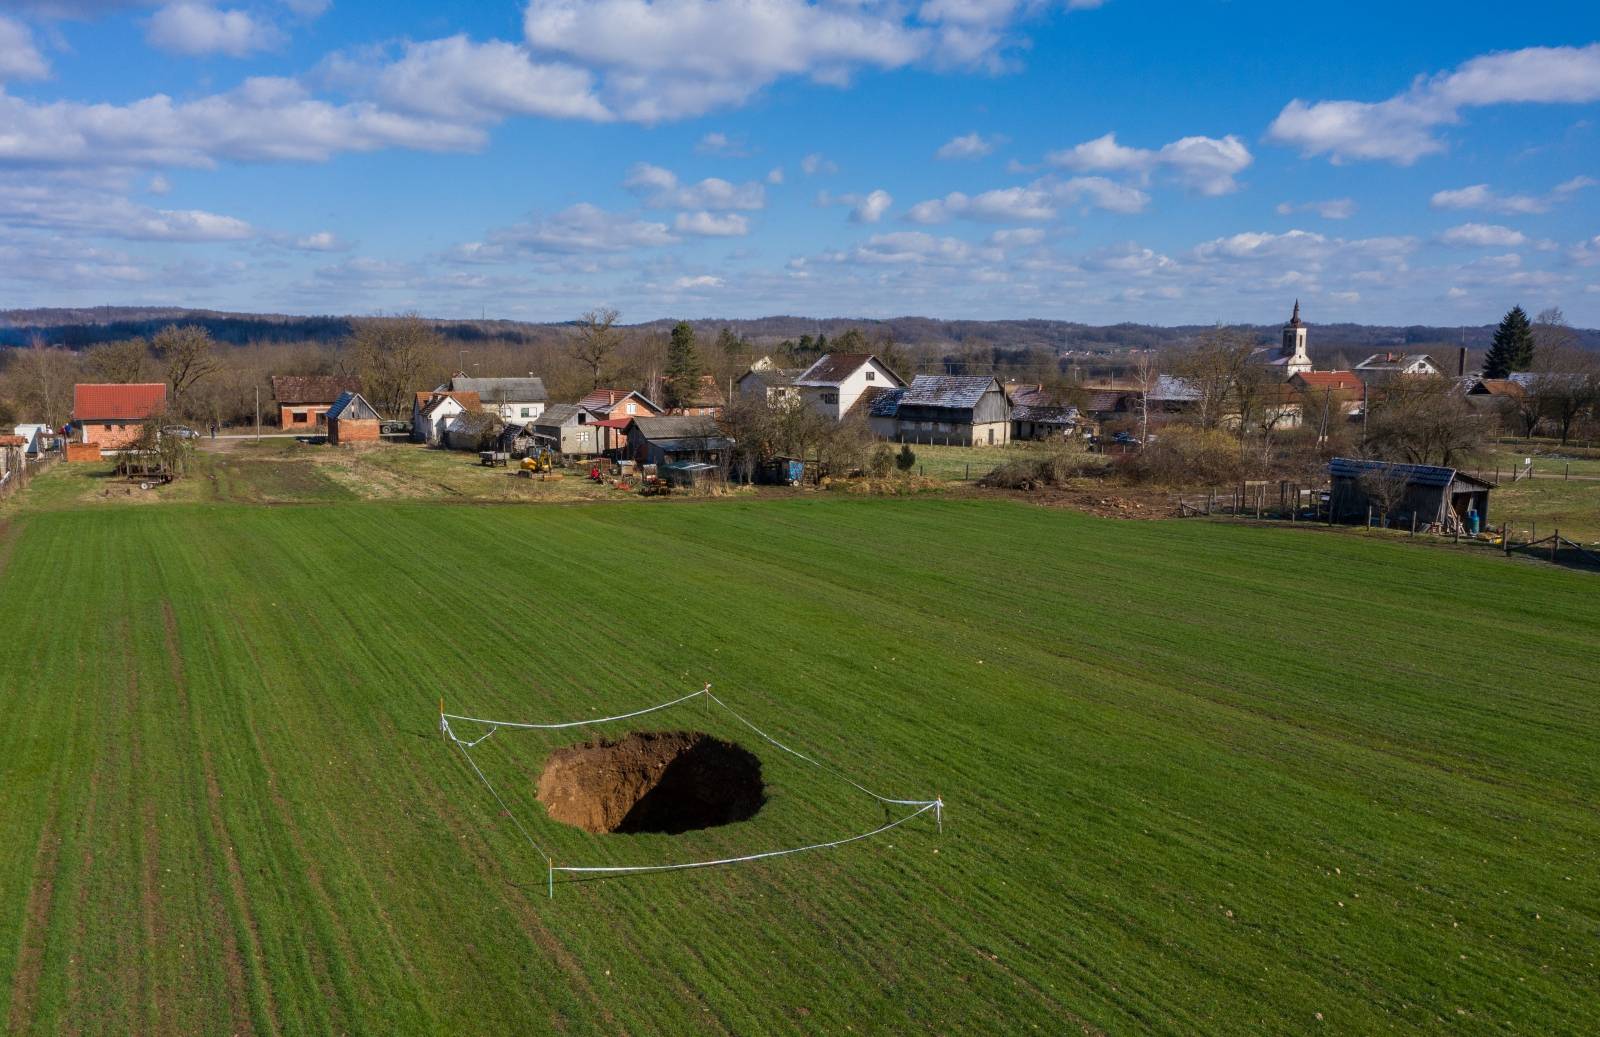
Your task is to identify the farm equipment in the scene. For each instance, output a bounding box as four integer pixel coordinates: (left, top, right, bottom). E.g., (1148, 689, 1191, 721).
(479, 450, 510, 467)
(639, 474, 671, 496)
(520, 447, 556, 474)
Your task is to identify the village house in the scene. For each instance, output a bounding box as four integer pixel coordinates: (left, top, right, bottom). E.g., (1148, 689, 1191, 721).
(13, 424, 53, 456)
(412, 390, 480, 445)
(874, 375, 1013, 446)
(792, 353, 905, 420)
(624, 415, 734, 467)
(1356, 352, 1444, 379)
(736, 357, 805, 406)
(666, 374, 727, 417)
(444, 376, 548, 424)
(70, 383, 168, 450)
(578, 389, 663, 454)
(1010, 387, 1079, 440)
(270, 375, 363, 428)
(325, 391, 382, 445)
(527, 404, 602, 456)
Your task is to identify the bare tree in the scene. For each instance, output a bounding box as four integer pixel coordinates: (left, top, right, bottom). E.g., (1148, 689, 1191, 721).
(351, 314, 446, 419)
(571, 308, 621, 389)
(1172, 327, 1254, 430)
(1129, 349, 1161, 445)
(86, 338, 151, 383)
(152, 324, 221, 417)
(1528, 310, 1599, 444)
(18, 339, 76, 427)
(1363, 377, 1485, 467)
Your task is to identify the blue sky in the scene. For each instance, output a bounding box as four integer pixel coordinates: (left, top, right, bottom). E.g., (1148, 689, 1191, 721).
(2, 1, 1598, 325)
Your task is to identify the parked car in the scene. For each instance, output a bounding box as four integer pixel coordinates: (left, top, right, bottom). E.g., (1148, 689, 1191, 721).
(379, 419, 411, 435)
(161, 424, 199, 440)
(1111, 431, 1139, 446)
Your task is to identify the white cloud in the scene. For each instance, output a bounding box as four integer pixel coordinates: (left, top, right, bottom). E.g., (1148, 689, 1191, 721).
(624, 163, 765, 209)
(849, 231, 980, 265)
(0, 17, 51, 80)
(800, 152, 837, 175)
(0, 177, 254, 241)
(1275, 198, 1357, 219)
(850, 188, 893, 223)
(328, 35, 609, 122)
(988, 226, 1043, 247)
(147, 3, 284, 57)
(766, 166, 784, 185)
(0, 77, 487, 167)
(906, 186, 1055, 224)
(459, 202, 676, 258)
(1047, 175, 1148, 214)
(1269, 44, 1600, 164)
(674, 210, 749, 236)
(1440, 222, 1527, 247)
(1430, 177, 1595, 215)
(147, 174, 172, 194)
(673, 274, 724, 289)
(935, 131, 996, 160)
(1047, 131, 1251, 195)
(695, 131, 748, 155)
(292, 230, 347, 251)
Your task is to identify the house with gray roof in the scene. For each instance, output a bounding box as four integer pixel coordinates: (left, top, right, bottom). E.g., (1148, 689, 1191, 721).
(876, 374, 1013, 446)
(444, 376, 548, 423)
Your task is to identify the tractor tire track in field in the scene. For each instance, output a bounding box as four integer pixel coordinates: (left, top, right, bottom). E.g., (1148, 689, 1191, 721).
(128, 628, 177, 1037)
(5, 798, 61, 1034)
(162, 601, 278, 1037)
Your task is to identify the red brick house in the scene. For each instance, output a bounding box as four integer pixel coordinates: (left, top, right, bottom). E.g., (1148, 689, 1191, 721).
(576, 389, 663, 453)
(71, 383, 168, 450)
(270, 375, 363, 428)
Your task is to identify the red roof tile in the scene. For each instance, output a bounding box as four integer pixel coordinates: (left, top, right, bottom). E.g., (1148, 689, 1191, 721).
(73, 383, 168, 421)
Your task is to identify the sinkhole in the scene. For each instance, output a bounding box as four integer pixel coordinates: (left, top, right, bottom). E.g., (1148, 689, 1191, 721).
(535, 731, 766, 835)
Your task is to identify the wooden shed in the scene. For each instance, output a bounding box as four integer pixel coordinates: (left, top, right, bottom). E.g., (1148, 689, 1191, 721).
(325, 391, 381, 445)
(1328, 457, 1493, 532)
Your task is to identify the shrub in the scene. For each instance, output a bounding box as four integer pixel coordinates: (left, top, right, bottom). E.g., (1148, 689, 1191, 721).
(868, 443, 894, 478)
(895, 443, 916, 472)
(1122, 425, 1244, 485)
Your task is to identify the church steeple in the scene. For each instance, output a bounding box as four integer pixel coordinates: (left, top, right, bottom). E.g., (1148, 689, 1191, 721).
(1280, 300, 1310, 375)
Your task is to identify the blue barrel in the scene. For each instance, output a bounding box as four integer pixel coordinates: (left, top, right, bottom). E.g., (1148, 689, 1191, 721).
(1468, 509, 1480, 535)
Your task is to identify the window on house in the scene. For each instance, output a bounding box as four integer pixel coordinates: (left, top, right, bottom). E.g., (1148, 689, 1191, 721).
(865, 370, 875, 381)
(626, 403, 636, 414)
(293, 411, 309, 423)
(822, 392, 838, 405)
(521, 407, 532, 418)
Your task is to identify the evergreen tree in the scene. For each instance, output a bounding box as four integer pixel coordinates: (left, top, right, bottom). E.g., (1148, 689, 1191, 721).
(1483, 305, 1535, 378)
(663, 321, 703, 410)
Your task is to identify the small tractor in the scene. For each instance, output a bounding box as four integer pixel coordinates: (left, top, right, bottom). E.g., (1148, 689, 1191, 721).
(519, 446, 557, 477)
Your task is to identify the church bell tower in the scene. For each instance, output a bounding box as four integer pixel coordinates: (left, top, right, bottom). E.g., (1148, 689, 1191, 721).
(1280, 300, 1311, 376)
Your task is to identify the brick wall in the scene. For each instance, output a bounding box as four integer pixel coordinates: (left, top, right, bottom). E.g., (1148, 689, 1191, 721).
(329, 419, 380, 445)
(66, 441, 104, 462)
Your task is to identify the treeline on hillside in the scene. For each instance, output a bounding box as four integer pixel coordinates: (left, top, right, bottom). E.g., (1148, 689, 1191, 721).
(9, 306, 1598, 354)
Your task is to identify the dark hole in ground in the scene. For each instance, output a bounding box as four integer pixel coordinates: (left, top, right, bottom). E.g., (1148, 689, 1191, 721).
(536, 731, 765, 835)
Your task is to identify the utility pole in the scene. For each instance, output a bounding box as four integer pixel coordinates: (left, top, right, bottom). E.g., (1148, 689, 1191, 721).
(255, 385, 260, 441)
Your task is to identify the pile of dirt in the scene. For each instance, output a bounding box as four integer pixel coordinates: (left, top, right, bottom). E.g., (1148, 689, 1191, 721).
(536, 731, 765, 835)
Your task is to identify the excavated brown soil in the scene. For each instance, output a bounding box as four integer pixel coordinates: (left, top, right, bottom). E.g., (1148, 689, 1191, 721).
(536, 731, 765, 835)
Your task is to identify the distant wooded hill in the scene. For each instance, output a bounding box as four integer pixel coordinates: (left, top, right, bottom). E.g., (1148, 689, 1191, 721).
(4, 306, 1597, 354)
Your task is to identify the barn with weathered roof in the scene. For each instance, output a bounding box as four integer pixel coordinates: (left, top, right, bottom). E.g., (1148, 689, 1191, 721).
(883, 375, 1012, 446)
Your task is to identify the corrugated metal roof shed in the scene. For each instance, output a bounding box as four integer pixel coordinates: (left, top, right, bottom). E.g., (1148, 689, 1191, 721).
(630, 415, 724, 441)
(1329, 457, 1457, 487)
(1012, 404, 1078, 424)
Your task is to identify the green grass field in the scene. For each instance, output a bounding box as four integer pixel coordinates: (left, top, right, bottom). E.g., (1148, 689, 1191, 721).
(1, 463, 1598, 1034)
